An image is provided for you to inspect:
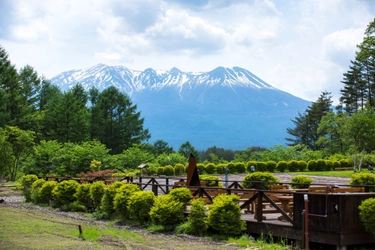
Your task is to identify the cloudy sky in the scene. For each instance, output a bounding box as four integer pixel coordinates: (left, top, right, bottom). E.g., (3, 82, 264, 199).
(1, 0, 374, 104)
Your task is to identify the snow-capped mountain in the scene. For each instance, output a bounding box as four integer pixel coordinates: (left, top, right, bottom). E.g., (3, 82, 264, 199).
(50, 64, 310, 150)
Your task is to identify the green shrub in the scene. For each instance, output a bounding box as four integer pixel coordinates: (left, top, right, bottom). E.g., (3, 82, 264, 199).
(74, 183, 93, 211)
(291, 176, 313, 189)
(89, 181, 106, 209)
(297, 161, 307, 172)
(350, 173, 375, 192)
(31, 179, 46, 204)
(174, 163, 185, 176)
(339, 159, 351, 168)
(226, 162, 236, 174)
(358, 198, 375, 234)
(325, 160, 334, 171)
(205, 163, 216, 174)
(69, 201, 87, 212)
(22, 175, 39, 202)
(38, 181, 58, 204)
(169, 187, 193, 205)
(256, 162, 267, 172)
(176, 198, 208, 236)
(163, 165, 174, 176)
(197, 163, 205, 174)
(266, 161, 277, 172)
(235, 162, 246, 173)
(127, 190, 155, 223)
(307, 160, 317, 171)
(216, 163, 228, 174)
(208, 194, 245, 235)
(52, 180, 80, 207)
(277, 161, 288, 172)
(100, 182, 126, 217)
(149, 195, 185, 228)
(113, 184, 141, 220)
(156, 167, 164, 175)
(333, 161, 341, 170)
(242, 172, 279, 189)
(316, 159, 326, 171)
(287, 160, 299, 172)
(200, 175, 221, 187)
(246, 161, 257, 172)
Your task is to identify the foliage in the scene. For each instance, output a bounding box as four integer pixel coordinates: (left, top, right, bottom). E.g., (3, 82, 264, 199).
(350, 173, 375, 192)
(358, 198, 375, 234)
(168, 187, 193, 205)
(178, 141, 200, 162)
(21, 174, 38, 202)
(149, 194, 185, 228)
(234, 162, 246, 173)
(297, 160, 308, 171)
(242, 172, 279, 189)
(38, 181, 58, 204)
(155, 153, 186, 167)
(316, 159, 327, 171)
(77, 169, 114, 181)
(277, 161, 288, 172)
(31, 178, 46, 204)
(197, 163, 205, 174)
(207, 194, 245, 235)
(89, 181, 106, 209)
(266, 161, 277, 172)
(287, 160, 299, 172)
(246, 161, 257, 172)
(204, 163, 216, 174)
(74, 183, 93, 211)
(175, 198, 208, 236)
(127, 190, 155, 223)
(174, 163, 185, 176)
(0, 126, 35, 181)
(256, 162, 267, 172)
(113, 184, 141, 220)
(200, 175, 221, 187)
(117, 144, 154, 170)
(290, 176, 313, 189)
(52, 180, 80, 208)
(163, 165, 174, 176)
(100, 181, 126, 217)
(307, 160, 317, 171)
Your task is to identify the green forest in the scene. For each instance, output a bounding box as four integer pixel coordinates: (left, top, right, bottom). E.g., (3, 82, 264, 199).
(1, 18, 375, 181)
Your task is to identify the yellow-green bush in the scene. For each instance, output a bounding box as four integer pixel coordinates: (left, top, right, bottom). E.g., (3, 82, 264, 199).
(291, 176, 313, 189)
(74, 183, 93, 211)
(31, 179, 46, 204)
(266, 161, 277, 172)
(169, 187, 193, 205)
(204, 163, 216, 174)
(287, 160, 299, 172)
(163, 165, 174, 176)
(359, 198, 375, 234)
(174, 163, 185, 176)
(307, 160, 317, 171)
(242, 172, 279, 189)
(200, 175, 222, 187)
(89, 181, 106, 209)
(207, 194, 245, 235)
(113, 184, 141, 220)
(350, 173, 375, 192)
(128, 190, 155, 223)
(235, 162, 246, 173)
(277, 161, 288, 172)
(52, 180, 80, 207)
(21, 174, 38, 202)
(297, 161, 308, 172)
(175, 198, 208, 236)
(149, 195, 185, 228)
(100, 182, 126, 217)
(38, 181, 57, 204)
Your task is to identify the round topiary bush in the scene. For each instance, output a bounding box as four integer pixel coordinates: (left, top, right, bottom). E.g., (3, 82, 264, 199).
(74, 183, 93, 211)
(291, 175, 313, 189)
(197, 163, 205, 174)
(226, 162, 236, 174)
(316, 159, 327, 171)
(200, 175, 221, 187)
(127, 190, 155, 224)
(235, 162, 246, 173)
(113, 184, 141, 220)
(297, 161, 308, 172)
(174, 163, 185, 176)
(266, 161, 277, 172)
(216, 163, 228, 174)
(325, 160, 334, 171)
(277, 161, 288, 172)
(350, 173, 375, 192)
(149, 194, 185, 228)
(307, 160, 317, 171)
(287, 160, 299, 172)
(246, 161, 257, 172)
(205, 163, 216, 174)
(156, 166, 164, 175)
(21, 174, 39, 202)
(100, 181, 126, 217)
(52, 180, 80, 207)
(175, 198, 208, 236)
(358, 197, 375, 234)
(163, 165, 175, 176)
(38, 180, 58, 204)
(256, 162, 267, 172)
(169, 187, 193, 205)
(31, 178, 46, 204)
(89, 181, 106, 210)
(242, 172, 279, 189)
(207, 194, 245, 236)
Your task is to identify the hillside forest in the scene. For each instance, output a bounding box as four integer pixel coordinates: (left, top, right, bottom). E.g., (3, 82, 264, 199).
(1, 19, 375, 181)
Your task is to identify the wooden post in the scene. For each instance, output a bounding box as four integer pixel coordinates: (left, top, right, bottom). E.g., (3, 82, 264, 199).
(78, 225, 83, 235)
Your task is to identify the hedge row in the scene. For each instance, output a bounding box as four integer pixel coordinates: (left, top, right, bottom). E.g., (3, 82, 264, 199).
(155, 159, 351, 176)
(22, 175, 245, 236)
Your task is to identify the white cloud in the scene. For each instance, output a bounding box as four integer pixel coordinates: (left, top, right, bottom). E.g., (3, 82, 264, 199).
(0, 0, 374, 105)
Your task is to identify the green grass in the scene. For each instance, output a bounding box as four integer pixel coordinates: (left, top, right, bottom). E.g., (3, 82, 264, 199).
(289, 169, 373, 178)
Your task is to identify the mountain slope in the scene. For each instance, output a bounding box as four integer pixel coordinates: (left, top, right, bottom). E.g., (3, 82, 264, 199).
(50, 64, 310, 150)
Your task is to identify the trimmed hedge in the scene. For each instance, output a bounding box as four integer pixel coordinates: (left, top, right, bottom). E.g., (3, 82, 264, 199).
(128, 190, 155, 223)
(359, 198, 375, 234)
(52, 180, 80, 207)
(150, 195, 185, 227)
(242, 172, 279, 189)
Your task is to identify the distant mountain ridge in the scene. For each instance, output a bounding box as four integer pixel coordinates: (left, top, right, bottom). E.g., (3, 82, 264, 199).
(50, 64, 310, 150)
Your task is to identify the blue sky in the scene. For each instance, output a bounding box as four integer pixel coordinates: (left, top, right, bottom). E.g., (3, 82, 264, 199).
(1, 0, 374, 104)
